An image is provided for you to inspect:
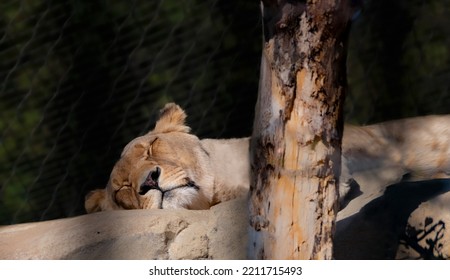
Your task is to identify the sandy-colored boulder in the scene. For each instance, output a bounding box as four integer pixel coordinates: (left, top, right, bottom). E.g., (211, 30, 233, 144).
(0, 199, 247, 260)
(1, 181, 449, 260)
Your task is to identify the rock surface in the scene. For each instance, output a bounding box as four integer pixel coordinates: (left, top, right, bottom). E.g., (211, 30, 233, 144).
(0, 180, 449, 259)
(335, 179, 450, 259)
(0, 198, 248, 260)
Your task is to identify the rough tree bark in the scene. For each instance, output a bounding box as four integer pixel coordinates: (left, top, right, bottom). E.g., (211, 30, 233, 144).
(248, 0, 353, 259)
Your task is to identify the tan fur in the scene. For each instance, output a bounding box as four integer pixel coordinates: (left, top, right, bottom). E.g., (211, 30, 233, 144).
(339, 115, 450, 202)
(85, 103, 250, 213)
(85, 103, 450, 213)
(342, 115, 450, 176)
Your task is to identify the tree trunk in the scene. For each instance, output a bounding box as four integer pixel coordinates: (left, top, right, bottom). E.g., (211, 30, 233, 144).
(248, 0, 352, 259)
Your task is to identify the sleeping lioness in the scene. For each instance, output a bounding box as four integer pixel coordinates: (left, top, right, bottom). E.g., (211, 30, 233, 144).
(85, 103, 450, 213)
(85, 103, 250, 212)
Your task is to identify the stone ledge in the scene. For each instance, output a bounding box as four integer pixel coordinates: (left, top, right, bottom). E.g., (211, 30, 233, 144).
(0, 198, 248, 260)
(1, 180, 449, 259)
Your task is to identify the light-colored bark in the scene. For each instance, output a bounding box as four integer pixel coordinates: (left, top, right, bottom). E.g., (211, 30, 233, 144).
(248, 0, 352, 259)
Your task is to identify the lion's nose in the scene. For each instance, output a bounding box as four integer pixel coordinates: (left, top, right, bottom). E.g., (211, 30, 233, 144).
(151, 166, 161, 181)
(139, 167, 162, 195)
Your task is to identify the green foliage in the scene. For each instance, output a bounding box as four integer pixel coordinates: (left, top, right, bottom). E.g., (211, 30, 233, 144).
(346, 0, 450, 124)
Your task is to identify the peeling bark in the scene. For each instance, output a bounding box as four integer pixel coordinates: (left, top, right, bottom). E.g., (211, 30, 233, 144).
(249, 0, 352, 259)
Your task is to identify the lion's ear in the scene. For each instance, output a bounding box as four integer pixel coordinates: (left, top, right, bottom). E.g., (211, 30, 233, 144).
(153, 103, 190, 134)
(85, 189, 108, 213)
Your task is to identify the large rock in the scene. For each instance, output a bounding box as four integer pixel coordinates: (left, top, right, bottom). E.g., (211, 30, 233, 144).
(1, 180, 449, 259)
(0, 198, 248, 260)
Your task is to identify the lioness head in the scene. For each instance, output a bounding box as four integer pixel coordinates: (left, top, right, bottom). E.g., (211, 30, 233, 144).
(85, 103, 214, 213)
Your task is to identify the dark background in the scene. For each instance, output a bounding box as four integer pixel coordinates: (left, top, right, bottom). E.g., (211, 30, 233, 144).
(0, 0, 449, 224)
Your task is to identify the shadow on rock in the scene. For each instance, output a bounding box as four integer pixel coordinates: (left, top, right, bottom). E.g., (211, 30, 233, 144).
(398, 217, 446, 259)
(334, 178, 450, 259)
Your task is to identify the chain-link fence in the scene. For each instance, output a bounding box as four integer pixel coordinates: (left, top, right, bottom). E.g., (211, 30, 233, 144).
(1, 0, 449, 225)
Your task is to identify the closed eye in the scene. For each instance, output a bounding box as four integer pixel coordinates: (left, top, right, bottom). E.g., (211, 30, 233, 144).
(144, 137, 159, 159)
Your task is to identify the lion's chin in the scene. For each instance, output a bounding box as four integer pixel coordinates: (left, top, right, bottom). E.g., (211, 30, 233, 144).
(160, 186, 202, 209)
(138, 181, 206, 209)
